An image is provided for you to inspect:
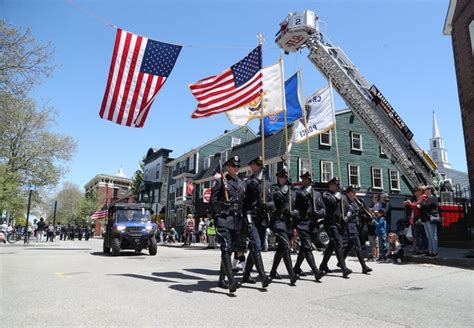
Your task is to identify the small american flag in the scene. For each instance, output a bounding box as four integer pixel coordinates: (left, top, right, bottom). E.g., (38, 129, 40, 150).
(100, 29, 182, 127)
(190, 46, 262, 119)
(91, 208, 108, 220)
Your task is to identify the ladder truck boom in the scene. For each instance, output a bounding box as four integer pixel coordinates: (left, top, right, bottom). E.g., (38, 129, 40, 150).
(276, 11, 438, 189)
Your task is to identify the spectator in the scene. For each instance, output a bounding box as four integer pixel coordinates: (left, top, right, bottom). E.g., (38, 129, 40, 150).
(373, 209, 387, 261)
(158, 219, 165, 243)
(185, 214, 195, 245)
(198, 217, 205, 243)
(366, 210, 379, 261)
(420, 185, 439, 257)
(46, 223, 55, 242)
(207, 219, 216, 248)
(386, 232, 404, 263)
(36, 218, 46, 242)
(200, 217, 208, 244)
(168, 228, 177, 243)
(404, 186, 428, 255)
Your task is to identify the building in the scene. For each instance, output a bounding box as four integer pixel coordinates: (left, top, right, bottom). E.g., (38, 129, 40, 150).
(429, 111, 469, 192)
(443, 0, 474, 192)
(166, 126, 256, 228)
(84, 168, 133, 235)
(194, 109, 413, 230)
(138, 148, 173, 217)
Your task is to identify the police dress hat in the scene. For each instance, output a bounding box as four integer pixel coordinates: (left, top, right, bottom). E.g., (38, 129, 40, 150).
(224, 155, 240, 167)
(276, 168, 288, 178)
(343, 185, 359, 193)
(300, 171, 312, 180)
(248, 156, 263, 166)
(328, 176, 340, 185)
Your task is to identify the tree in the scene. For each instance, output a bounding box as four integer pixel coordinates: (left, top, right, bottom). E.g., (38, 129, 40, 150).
(0, 19, 56, 95)
(131, 160, 145, 197)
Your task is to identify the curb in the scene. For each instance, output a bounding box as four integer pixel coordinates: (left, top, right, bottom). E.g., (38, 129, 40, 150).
(404, 254, 474, 269)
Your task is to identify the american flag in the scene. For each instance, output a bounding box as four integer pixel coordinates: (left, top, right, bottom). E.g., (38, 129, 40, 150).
(91, 208, 108, 220)
(100, 29, 182, 127)
(190, 46, 263, 119)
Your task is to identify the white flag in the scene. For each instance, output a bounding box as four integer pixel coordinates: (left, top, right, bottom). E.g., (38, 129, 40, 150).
(225, 61, 284, 126)
(292, 85, 334, 144)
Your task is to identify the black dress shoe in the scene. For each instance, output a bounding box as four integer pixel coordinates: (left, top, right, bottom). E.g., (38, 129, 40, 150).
(270, 271, 282, 280)
(294, 268, 307, 276)
(229, 281, 241, 293)
(242, 276, 257, 284)
(262, 276, 271, 288)
(290, 275, 297, 285)
(362, 267, 373, 274)
(315, 270, 325, 282)
(218, 280, 229, 289)
(320, 266, 333, 274)
(342, 268, 352, 278)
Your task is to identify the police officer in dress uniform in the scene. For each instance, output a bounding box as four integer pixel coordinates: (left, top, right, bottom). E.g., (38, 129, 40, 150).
(241, 156, 272, 288)
(292, 172, 325, 282)
(341, 185, 373, 274)
(268, 168, 297, 285)
(319, 177, 352, 278)
(210, 156, 244, 293)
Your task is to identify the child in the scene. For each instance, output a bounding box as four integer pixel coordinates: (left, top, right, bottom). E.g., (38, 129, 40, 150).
(374, 208, 387, 261)
(387, 232, 404, 264)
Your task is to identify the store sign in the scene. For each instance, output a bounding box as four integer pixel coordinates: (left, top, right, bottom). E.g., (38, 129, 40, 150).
(369, 85, 414, 141)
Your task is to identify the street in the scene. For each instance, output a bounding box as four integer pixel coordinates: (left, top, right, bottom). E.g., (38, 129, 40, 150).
(1, 239, 473, 327)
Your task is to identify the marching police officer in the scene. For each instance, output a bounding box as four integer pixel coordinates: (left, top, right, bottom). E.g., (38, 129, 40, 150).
(242, 156, 272, 288)
(210, 156, 245, 293)
(268, 167, 297, 285)
(319, 177, 352, 278)
(292, 172, 325, 282)
(342, 185, 373, 274)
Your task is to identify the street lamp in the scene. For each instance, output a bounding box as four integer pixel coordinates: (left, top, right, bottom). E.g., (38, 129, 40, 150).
(24, 185, 37, 244)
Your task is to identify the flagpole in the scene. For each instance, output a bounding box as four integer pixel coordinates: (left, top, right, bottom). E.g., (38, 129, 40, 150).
(279, 52, 291, 211)
(330, 80, 345, 220)
(258, 33, 266, 204)
(298, 66, 313, 179)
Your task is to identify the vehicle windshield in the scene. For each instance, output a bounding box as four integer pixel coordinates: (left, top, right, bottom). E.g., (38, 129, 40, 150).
(115, 209, 151, 223)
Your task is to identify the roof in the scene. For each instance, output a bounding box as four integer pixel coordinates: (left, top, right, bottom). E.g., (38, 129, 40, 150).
(84, 173, 133, 190)
(194, 153, 222, 182)
(443, 0, 457, 35)
(167, 126, 257, 166)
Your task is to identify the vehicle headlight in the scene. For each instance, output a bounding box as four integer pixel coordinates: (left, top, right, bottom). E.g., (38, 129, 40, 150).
(145, 225, 153, 231)
(116, 225, 126, 231)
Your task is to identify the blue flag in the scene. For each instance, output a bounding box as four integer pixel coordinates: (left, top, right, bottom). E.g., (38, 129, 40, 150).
(258, 72, 302, 135)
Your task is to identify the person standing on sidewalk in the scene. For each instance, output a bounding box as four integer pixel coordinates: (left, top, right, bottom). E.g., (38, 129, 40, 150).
(36, 218, 46, 242)
(185, 214, 195, 245)
(420, 185, 439, 257)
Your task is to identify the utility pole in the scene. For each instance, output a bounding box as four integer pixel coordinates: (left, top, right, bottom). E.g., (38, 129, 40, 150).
(52, 200, 57, 241)
(24, 189, 33, 244)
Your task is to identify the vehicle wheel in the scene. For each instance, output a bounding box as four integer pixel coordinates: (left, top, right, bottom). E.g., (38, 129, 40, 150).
(103, 239, 110, 254)
(111, 238, 121, 256)
(316, 229, 330, 248)
(149, 236, 157, 256)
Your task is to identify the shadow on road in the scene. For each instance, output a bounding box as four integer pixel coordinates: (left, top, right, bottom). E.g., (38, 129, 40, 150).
(26, 248, 92, 251)
(90, 251, 147, 257)
(107, 273, 175, 283)
(184, 268, 220, 276)
(152, 271, 200, 280)
(168, 280, 234, 296)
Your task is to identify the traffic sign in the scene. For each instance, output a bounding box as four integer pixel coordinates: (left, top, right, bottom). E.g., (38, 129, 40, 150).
(203, 188, 212, 203)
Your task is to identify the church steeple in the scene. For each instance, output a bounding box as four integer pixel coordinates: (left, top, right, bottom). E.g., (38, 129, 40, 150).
(429, 111, 451, 168)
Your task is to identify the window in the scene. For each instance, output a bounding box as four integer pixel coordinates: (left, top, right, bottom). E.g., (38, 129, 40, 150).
(321, 161, 333, 183)
(351, 132, 363, 151)
(155, 163, 161, 179)
(348, 165, 360, 187)
(389, 169, 400, 191)
(203, 156, 211, 170)
(220, 149, 230, 163)
(298, 157, 310, 180)
(320, 130, 332, 146)
(371, 167, 383, 189)
(176, 178, 184, 198)
(432, 140, 437, 148)
(189, 155, 194, 171)
(380, 146, 385, 155)
(231, 137, 241, 147)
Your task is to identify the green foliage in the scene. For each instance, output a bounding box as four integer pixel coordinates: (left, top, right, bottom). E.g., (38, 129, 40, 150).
(131, 159, 145, 197)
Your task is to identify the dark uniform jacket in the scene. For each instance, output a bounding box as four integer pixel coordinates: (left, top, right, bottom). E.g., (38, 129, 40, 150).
(294, 186, 325, 232)
(243, 172, 273, 227)
(322, 191, 341, 226)
(271, 183, 294, 233)
(343, 196, 361, 234)
(210, 174, 246, 230)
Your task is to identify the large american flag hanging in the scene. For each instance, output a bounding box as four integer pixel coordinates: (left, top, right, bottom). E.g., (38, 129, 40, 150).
(99, 29, 182, 127)
(190, 46, 262, 119)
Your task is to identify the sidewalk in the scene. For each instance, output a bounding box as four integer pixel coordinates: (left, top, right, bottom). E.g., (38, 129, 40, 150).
(404, 247, 474, 269)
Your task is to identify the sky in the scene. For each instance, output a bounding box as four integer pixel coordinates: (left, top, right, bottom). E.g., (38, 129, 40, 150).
(2, 0, 466, 191)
